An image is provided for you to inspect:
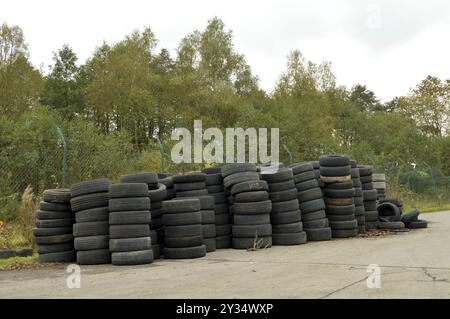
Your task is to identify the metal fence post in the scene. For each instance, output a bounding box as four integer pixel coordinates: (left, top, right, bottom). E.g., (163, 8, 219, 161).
(154, 135, 165, 173)
(56, 127, 67, 188)
(282, 144, 292, 166)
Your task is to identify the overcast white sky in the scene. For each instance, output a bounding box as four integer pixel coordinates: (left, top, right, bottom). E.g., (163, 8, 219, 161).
(2, 0, 450, 101)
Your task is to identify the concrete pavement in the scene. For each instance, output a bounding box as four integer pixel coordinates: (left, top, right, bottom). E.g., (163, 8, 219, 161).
(1, 211, 449, 298)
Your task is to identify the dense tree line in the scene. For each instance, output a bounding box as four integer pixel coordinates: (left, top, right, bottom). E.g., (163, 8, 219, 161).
(1, 17, 449, 201)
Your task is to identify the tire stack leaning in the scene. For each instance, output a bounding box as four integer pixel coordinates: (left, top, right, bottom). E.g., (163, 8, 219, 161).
(35, 189, 75, 263)
(291, 162, 331, 241)
(71, 179, 111, 265)
(261, 168, 307, 245)
(230, 180, 272, 249)
(372, 174, 386, 201)
(221, 163, 260, 248)
(202, 167, 230, 250)
(320, 155, 358, 238)
(350, 160, 366, 233)
(359, 165, 379, 230)
(162, 198, 206, 259)
(120, 172, 163, 259)
(108, 183, 153, 265)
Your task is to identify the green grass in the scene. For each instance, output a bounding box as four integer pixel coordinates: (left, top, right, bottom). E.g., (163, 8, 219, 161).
(0, 253, 39, 270)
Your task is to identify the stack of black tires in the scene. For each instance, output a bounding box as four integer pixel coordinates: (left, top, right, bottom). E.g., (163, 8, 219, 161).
(359, 165, 379, 230)
(291, 162, 331, 241)
(221, 163, 260, 248)
(120, 172, 164, 259)
(231, 180, 272, 249)
(320, 155, 358, 238)
(350, 160, 366, 233)
(35, 189, 75, 262)
(202, 167, 229, 249)
(261, 168, 307, 245)
(372, 174, 386, 200)
(108, 183, 153, 265)
(71, 179, 111, 264)
(162, 198, 206, 259)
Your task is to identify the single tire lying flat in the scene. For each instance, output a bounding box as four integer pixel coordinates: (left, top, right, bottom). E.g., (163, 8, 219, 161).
(406, 219, 427, 229)
(74, 235, 109, 251)
(305, 227, 332, 241)
(43, 188, 71, 203)
(77, 249, 111, 265)
(39, 250, 76, 263)
(109, 224, 150, 239)
(164, 245, 206, 259)
(272, 232, 307, 245)
(70, 178, 111, 197)
(111, 249, 154, 265)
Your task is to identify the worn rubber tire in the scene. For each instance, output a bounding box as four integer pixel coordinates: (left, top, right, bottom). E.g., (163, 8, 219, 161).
(272, 222, 303, 233)
(164, 245, 206, 259)
(364, 200, 377, 211)
(234, 191, 269, 203)
(320, 165, 351, 177)
(295, 179, 320, 192)
(293, 171, 316, 184)
(74, 235, 109, 250)
(109, 237, 152, 252)
(43, 188, 71, 203)
(39, 201, 70, 212)
(271, 199, 299, 213)
(216, 224, 232, 236)
(364, 210, 379, 222)
(175, 189, 209, 197)
(271, 210, 301, 224)
(299, 199, 325, 214)
(164, 224, 202, 237)
(33, 227, 72, 237)
(260, 168, 293, 183)
(73, 221, 109, 237)
(325, 197, 354, 206)
(221, 163, 257, 177)
(269, 188, 298, 202)
(272, 232, 307, 245)
(75, 207, 109, 223)
(232, 224, 272, 237)
(70, 192, 109, 212)
(379, 221, 405, 230)
(162, 198, 200, 214)
(297, 188, 323, 203)
(109, 197, 150, 212)
(303, 218, 329, 229)
(164, 236, 203, 248)
(39, 250, 75, 263)
(172, 173, 206, 184)
(224, 172, 261, 190)
(109, 211, 151, 225)
(401, 209, 420, 224)
(305, 227, 332, 241)
(70, 178, 111, 197)
(233, 200, 272, 215)
(204, 238, 216, 252)
(36, 210, 73, 220)
(201, 210, 215, 224)
(233, 213, 270, 225)
(163, 211, 201, 226)
(206, 184, 223, 193)
(301, 210, 326, 222)
(36, 218, 74, 228)
(406, 219, 427, 229)
(76, 249, 110, 265)
(319, 155, 349, 167)
(215, 213, 231, 225)
(109, 224, 150, 239)
(202, 224, 216, 238)
(205, 173, 222, 186)
(377, 202, 401, 221)
(268, 180, 295, 192)
(36, 243, 74, 254)
(289, 162, 313, 175)
(111, 249, 153, 265)
(323, 188, 355, 198)
(329, 220, 358, 230)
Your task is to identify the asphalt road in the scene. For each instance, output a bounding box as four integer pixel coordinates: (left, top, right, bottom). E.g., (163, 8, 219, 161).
(1, 211, 449, 298)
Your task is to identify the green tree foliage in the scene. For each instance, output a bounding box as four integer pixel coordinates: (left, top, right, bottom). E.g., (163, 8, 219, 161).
(41, 45, 84, 119)
(0, 22, 43, 118)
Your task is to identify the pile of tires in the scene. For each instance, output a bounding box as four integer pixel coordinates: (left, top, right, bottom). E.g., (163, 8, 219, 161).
(162, 198, 206, 259)
(202, 167, 230, 249)
(34, 189, 75, 263)
(108, 183, 154, 265)
(290, 162, 331, 241)
(261, 168, 307, 245)
(120, 172, 164, 259)
(71, 179, 111, 265)
(174, 195, 216, 252)
(350, 160, 366, 233)
(400, 208, 428, 229)
(372, 174, 386, 201)
(230, 180, 272, 249)
(221, 163, 260, 248)
(358, 165, 379, 230)
(320, 155, 358, 238)
(376, 200, 405, 230)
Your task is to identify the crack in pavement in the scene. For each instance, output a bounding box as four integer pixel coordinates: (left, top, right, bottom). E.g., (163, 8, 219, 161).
(319, 276, 369, 299)
(422, 267, 450, 283)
